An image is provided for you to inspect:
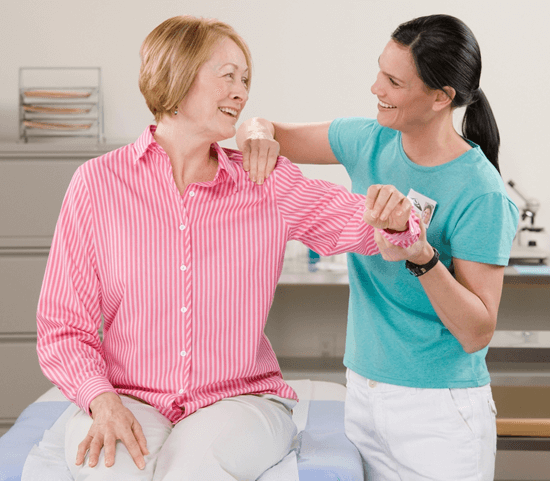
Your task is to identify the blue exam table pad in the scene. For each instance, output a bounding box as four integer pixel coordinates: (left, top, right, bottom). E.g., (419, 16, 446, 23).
(0, 383, 363, 481)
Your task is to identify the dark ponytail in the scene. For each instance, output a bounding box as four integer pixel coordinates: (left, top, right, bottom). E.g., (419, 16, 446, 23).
(391, 15, 501, 174)
(462, 88, 500, 173)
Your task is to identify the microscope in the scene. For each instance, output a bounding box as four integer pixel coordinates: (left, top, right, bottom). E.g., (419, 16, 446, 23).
(508, 180, 549, 264)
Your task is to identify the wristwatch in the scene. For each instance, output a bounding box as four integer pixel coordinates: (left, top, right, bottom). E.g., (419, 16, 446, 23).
(405, 247, 440, 277)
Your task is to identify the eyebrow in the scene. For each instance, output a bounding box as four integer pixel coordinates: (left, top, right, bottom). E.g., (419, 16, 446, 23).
(220, 63, 249, 73)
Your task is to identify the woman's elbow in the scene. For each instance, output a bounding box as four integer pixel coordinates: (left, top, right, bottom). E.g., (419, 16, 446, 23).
(461, 324, 496, 354)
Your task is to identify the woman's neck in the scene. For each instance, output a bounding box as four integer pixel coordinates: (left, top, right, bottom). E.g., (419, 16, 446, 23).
(153, 120, 219, 194)
(400, 115, 471, 167)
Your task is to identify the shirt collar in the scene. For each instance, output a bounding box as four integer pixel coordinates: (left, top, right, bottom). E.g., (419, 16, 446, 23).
(132, 125, 239, 188)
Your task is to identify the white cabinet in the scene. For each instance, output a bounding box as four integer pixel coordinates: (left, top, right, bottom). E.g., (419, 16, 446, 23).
(0, 143, 119, 436)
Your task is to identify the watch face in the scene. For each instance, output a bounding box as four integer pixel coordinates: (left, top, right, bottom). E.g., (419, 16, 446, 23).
(406, 248, 439, 277)
(406, 263, 422, 277)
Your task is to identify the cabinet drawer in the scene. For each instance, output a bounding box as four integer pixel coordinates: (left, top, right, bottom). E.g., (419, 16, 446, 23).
(498, 285, 550, 331)
(0, 341, 54, 420)
(0, 254, 48, 333)
(0, 159, 83, 247)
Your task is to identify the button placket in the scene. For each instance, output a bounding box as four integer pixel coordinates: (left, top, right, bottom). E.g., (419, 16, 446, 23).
(177, 200, 191, 397)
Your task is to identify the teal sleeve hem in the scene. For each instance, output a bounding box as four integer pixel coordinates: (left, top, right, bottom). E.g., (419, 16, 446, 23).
(327, 118, 343, 164)
(450, 251, 511, 266)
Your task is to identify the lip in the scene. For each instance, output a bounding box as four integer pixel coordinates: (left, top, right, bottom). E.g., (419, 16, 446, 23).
(377, 99, 397, 110)
(219, 106, 240, 119)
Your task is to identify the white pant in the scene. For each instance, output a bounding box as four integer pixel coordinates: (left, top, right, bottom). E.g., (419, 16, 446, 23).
(65, 393, 297, 481)
(345, 368, 497, 481)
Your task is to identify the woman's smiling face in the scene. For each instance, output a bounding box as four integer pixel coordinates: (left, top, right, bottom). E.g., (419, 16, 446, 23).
(370, 39, 439, 133)
(176, 36, 250, 143)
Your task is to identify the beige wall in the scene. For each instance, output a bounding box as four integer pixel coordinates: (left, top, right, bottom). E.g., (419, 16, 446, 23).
(2, 0, 550, 238)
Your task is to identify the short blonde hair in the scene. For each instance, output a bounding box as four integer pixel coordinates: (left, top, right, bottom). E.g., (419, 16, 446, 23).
(139, 16, 253, 123)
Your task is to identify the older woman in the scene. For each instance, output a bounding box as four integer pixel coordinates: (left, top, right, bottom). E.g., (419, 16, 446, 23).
(36, 15, 419, 481)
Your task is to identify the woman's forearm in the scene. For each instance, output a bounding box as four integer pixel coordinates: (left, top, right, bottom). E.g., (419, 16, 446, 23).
(417, 261, 499, 353)
(236, 118, 338, 165)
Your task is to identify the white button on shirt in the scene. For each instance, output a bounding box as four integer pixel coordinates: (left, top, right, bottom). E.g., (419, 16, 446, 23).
(180, 351, 187, 357)
(180, 265, 187, 271)
(181, 307, 187, 313)
(189, 191, 195, 197)
(179, 224, 186, 230)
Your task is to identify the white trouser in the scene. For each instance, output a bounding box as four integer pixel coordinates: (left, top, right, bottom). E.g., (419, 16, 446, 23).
(65, 393, 297, 481)
(345, 368, 497, 481)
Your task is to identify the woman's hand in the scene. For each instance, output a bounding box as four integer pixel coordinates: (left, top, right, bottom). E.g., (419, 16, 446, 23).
(363, 184, 413, 232)
(76, 392, 149, 470)
(238, 118, 280, 185)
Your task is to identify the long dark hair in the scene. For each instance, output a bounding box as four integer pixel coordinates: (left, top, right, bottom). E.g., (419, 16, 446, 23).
(391, 14, 500, 174)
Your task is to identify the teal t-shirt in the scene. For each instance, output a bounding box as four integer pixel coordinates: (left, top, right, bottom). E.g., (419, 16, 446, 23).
(328, 117, 519, 388)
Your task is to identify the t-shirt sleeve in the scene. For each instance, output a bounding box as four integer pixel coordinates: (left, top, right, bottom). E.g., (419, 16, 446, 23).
(328, 117, 378, 176)
(450, 192, 519, 265)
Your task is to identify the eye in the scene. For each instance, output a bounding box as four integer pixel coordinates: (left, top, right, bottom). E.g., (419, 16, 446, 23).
(242, 77, 250, 89)
(225, 72, 235, 79)
(389, 77, 398, 86)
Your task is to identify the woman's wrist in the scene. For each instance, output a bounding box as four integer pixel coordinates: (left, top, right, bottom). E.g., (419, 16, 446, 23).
(407, 244, 435, 265)
(247, 117, 275, 140)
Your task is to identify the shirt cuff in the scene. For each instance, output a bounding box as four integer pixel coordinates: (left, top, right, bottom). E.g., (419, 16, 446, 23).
(378, 213, 421, 248)
(76, 375, 118, 415)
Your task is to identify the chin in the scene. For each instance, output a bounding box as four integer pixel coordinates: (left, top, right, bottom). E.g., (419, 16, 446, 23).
(221, 127, 237, 140)
(377, 112, 399, 131)
(210, 128, 236, 144)
(376, 114, 391, 128)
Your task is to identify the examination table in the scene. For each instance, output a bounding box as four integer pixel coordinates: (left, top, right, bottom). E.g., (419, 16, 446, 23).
(0, 379, 363, 480)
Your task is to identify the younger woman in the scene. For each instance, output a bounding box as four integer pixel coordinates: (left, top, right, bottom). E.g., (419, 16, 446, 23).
(237, 14, 519, 480)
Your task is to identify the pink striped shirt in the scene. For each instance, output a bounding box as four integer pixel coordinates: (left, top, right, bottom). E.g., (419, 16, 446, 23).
(37, 126, 420, 423)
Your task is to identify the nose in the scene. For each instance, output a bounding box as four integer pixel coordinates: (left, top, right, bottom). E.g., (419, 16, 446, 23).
(371, 72, 383, 97)
(231, 82, 249, 105)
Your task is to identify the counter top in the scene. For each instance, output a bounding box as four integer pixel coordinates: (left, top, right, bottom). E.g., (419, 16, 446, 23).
(0, 140, 128, 158)
(278, 264, 550, 286)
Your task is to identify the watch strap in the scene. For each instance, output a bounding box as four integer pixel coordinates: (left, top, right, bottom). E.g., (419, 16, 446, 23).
(405, 247, 440, 277)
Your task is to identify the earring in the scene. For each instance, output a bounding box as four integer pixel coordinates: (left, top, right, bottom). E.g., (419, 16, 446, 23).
(174, 109, 178, 115)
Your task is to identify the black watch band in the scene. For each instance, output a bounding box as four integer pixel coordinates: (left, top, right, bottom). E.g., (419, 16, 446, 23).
(405, 248, 440, 277)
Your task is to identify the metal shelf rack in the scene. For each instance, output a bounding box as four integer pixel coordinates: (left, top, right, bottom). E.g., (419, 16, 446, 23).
(19, 67, 104, 143)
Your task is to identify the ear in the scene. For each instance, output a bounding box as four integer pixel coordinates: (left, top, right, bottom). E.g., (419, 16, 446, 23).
(433, 86, 455, 112)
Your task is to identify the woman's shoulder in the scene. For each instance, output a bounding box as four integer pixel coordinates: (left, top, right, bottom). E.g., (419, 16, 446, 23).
(458, 146, 509, 196)
(330, 117, 391, 138)
(221, 146, 293, 172)
(72, 143, 140, 189)
(329, 118, 399, 165)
